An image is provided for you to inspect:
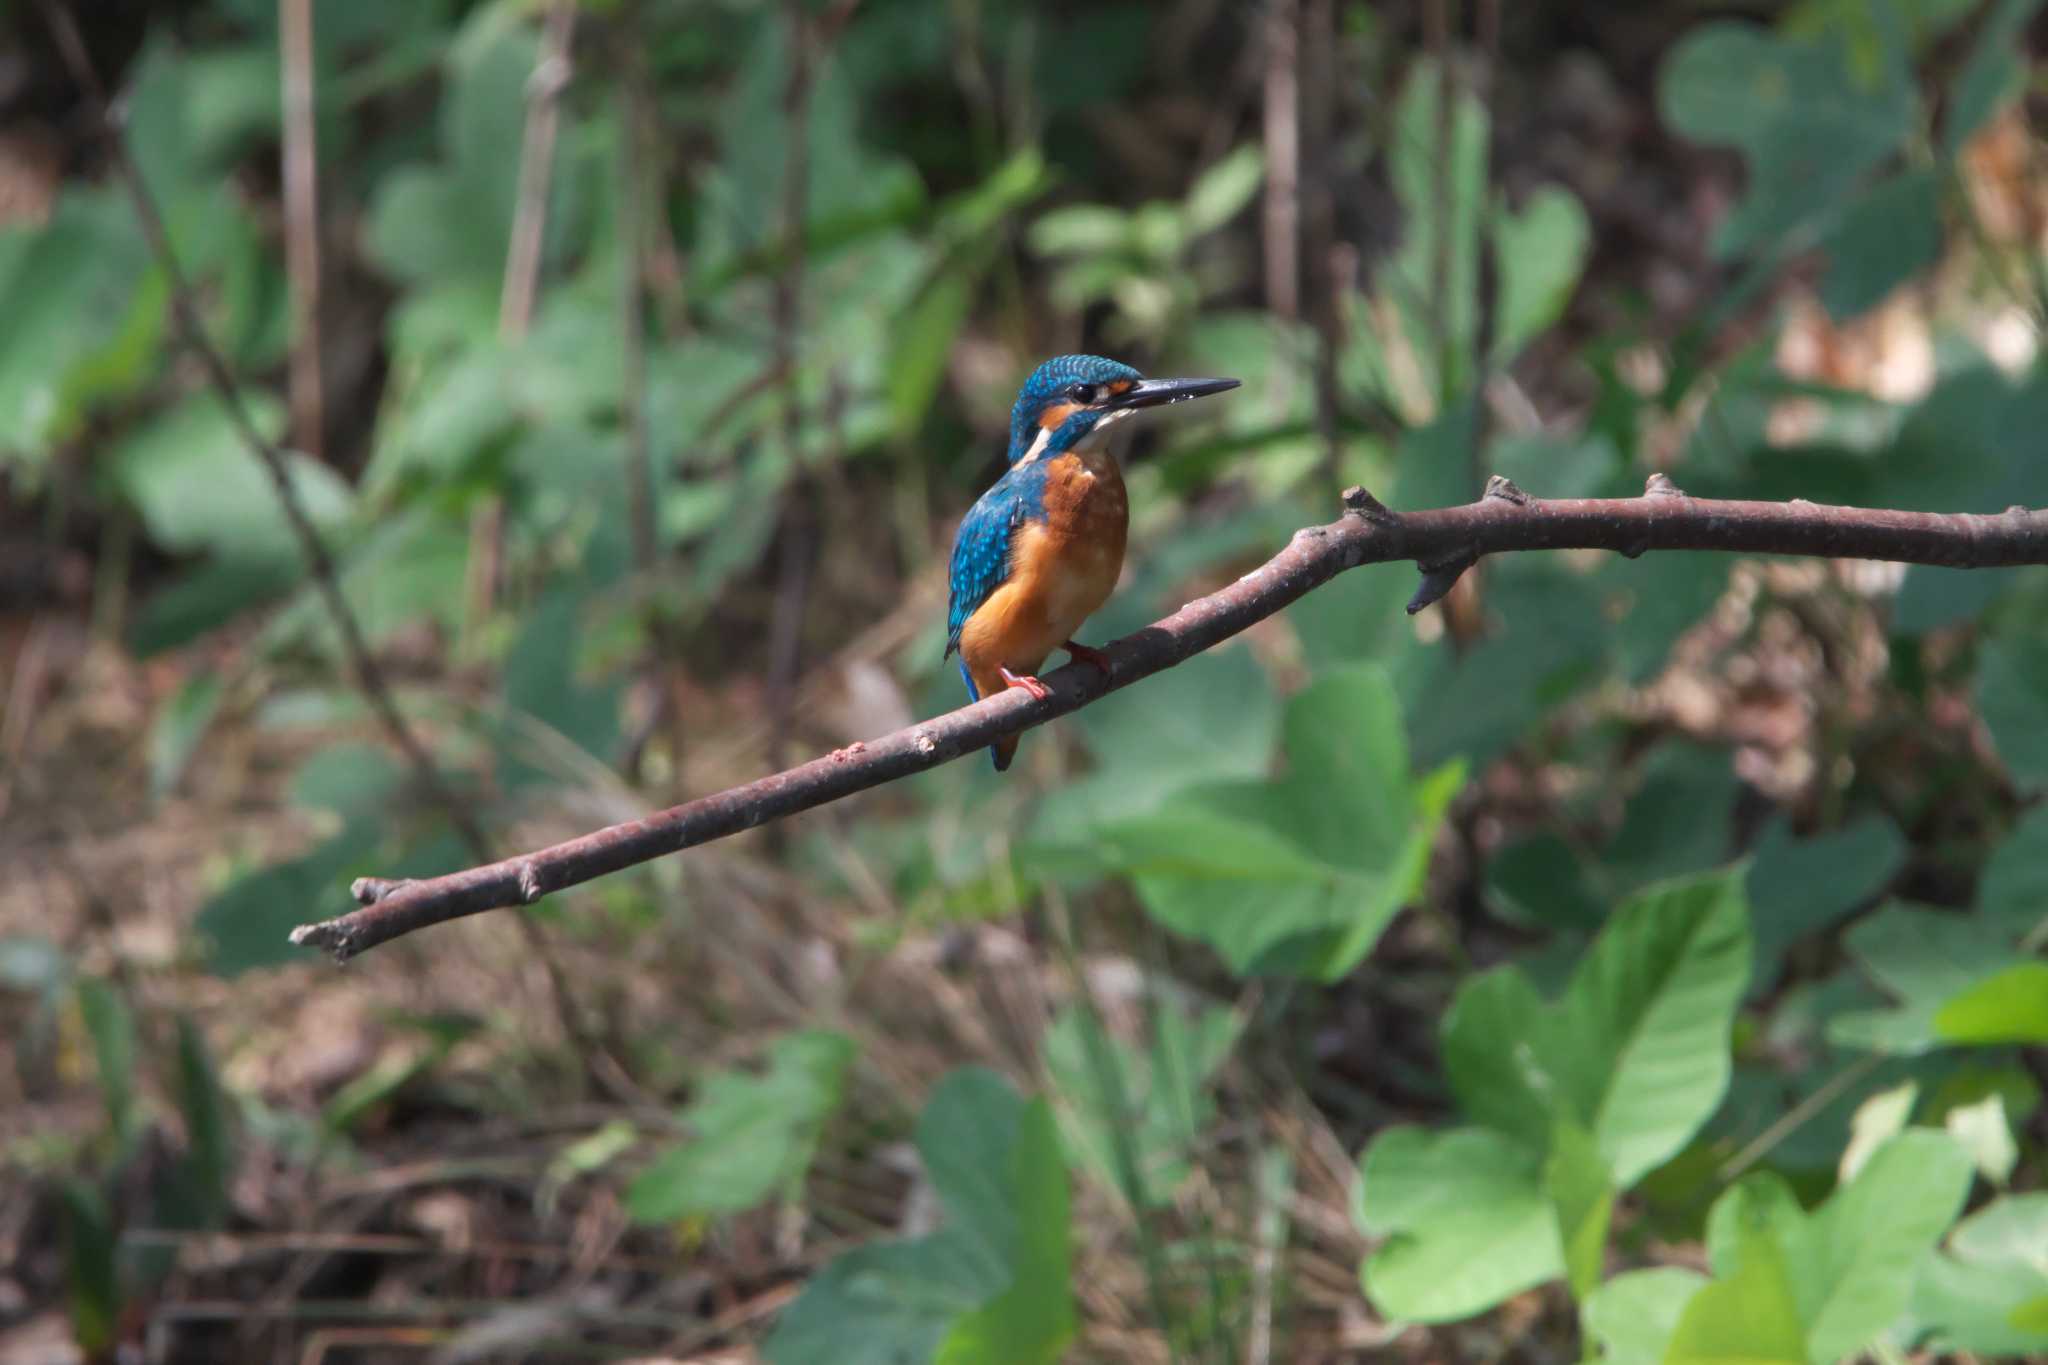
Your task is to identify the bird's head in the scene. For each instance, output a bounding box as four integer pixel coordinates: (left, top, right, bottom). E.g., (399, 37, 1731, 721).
(1005, 354, 1239, 466)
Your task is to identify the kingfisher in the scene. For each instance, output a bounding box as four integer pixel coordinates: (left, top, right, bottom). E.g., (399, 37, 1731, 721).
(945, 354, 1239, 771)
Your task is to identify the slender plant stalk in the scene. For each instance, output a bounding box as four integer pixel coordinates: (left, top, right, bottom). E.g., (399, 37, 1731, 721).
(279, 0, 323, 457)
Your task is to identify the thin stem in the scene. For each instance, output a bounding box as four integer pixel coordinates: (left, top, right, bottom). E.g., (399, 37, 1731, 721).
(617, 6, 657, 580)
(279, 0, 324, 457)
(1717, 1052, 1886, 1183)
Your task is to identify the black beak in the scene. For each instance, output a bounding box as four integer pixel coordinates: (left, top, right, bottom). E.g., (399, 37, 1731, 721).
(1112, 376, 1241, 410)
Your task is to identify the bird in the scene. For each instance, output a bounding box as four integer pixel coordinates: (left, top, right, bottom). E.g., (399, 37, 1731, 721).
(944, 354, 1240, 771)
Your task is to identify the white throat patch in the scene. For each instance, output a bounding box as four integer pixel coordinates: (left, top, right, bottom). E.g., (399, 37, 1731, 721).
(1014, 405, 1134, 467)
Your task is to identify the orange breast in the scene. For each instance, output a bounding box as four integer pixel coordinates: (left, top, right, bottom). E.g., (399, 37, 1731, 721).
(956, 451, 1128, 684)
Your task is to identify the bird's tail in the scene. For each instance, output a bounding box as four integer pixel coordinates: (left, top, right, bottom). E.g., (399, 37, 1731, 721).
(958, 662, 1017, 772)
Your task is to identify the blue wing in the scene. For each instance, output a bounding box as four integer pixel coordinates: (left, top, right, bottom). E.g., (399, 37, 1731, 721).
(945, 477, 1029, 658)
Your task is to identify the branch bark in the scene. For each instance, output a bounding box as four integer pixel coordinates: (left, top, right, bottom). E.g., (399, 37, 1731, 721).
(292, 476, 2048, 961)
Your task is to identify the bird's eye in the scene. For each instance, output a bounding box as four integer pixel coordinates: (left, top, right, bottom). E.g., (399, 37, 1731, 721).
(1070, 383, 1098, 404)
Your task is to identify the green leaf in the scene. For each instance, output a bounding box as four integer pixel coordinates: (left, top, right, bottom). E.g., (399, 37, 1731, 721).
(627, 1030, 855, 1223)
(1093, 665, 1459, 979)
(195, 821, 383, 976)
(1032, 640, 1280, 847)
(1979, 633, 2048, 787)
(1669, 1134, 1976, 1365)
(1933, 961, 2048, 1043)
(60, 1179, 119, 1355)
(1942, 0, 2046, 151)
(1745, 816, 1905, 993)
(1355, 1125, 1561, 1322)
(1644, 1130, 1977, 1363)
(1659, 21, 1915, 255)
(0, 192, 153, 458)
(148, 669, 225, 801)
(1979, 804, 2048, 940)
(1396, 561, 1609, 773)
(1491, 185, 1590, 363)
(1027, 205, 1130, 257)
(77, 978, 138, 1149)
(1378, 60, 1489, 401)
(1797, 1132, 1975, 1362)
(1828, 902, 2022, 1053)
(1909, 1192, 2048, 1355)
(766, 1068, 1075, 1365)
(1892, 563, 2018, 635)
(364, 10, 548, 287)
(109, 396, 349, 565)
(1181, 145, 1265, 238)
(1818, 168, 1941, 319)
(498, 586, 624, 787)
(1042, 999, 1239, 1206)
(169, 1017, 232, 1229)
(1664, 1180, 1808, 1365)
(1545, 1115, 1614, 1301)
(290, 742, 405, 819)
(1443, 870, 1751, 1185)
(1601, 746, 1741, 895)
(1583, 1268, 1708, 1365)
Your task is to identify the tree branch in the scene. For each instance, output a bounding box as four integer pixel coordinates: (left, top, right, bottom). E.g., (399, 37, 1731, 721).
(292, 477, 2047, 961)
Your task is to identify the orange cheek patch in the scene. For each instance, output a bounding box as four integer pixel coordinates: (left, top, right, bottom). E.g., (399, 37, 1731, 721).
(1107, 379, 1134, 398)
(1037, 402, 1080, 431)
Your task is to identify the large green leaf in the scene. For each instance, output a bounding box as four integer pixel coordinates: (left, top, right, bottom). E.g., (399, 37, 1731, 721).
(766, 1068, 1074, 1365)
(1664, 1180, 1809, 1365)
(1355, 1125, 1561, 1322)
(627, 1031, 855, 1223)
(1443, 870, 1751, 1184)
(110, 396, 350, 565)
(0, 192, 153, 459)
(1031, 641, 1280, 849)
(1582, 1267, 1709, 1365)
(1621, 1132, 1975, 1363)
(1909, 1193, 2048, 1355)
(1092, 665, 1461, 978)
(1659, 22, 1915, 255)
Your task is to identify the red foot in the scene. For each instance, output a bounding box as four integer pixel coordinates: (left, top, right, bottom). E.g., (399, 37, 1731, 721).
(1063, 639, 1111, 674)
(999, 666, 1053, 701)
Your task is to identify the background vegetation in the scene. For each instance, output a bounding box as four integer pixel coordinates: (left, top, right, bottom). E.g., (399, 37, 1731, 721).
(3, 0, 2047, 1361)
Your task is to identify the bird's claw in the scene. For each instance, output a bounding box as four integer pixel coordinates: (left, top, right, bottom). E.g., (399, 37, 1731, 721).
(999, 667, 1053, 701)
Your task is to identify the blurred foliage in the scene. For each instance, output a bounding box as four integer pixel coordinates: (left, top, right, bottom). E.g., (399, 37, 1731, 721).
(3, 0, 2048, 1361)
